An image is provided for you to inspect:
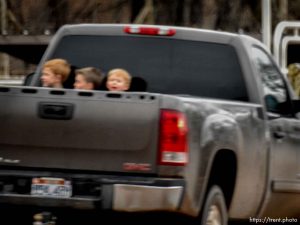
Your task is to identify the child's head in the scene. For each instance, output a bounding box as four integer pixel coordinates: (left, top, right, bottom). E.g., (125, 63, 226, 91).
(41, 58, 71, 88)
(106, 68, 132, 91)
(74, 67, 103, 90)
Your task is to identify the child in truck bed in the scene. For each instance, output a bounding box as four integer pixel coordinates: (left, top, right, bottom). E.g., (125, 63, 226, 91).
(40, 58, 71, 88)
(106, 68, 132, 92)
(73, 67, 103, 90)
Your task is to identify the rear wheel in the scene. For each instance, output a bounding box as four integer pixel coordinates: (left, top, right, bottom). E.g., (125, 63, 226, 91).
(201, 185, 228, 225)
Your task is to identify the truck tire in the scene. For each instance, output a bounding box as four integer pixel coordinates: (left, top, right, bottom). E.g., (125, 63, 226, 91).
(201, 185, 228, 225)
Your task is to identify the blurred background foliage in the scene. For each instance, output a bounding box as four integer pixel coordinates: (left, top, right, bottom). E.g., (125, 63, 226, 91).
(0, 0, 300, 78)
(4, 0, 300, 35)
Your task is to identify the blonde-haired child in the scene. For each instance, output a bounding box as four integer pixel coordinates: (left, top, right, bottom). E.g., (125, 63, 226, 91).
(106, 68, 132, 91)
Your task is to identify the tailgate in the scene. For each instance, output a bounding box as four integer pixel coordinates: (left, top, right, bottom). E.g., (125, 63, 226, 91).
(0, 87, 160, 173)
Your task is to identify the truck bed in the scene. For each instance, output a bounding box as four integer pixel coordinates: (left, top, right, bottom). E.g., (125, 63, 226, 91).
(0, 86, 160, 173)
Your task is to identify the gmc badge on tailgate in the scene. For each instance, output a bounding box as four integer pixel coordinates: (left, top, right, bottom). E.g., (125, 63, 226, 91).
(123, 163, 151, 171)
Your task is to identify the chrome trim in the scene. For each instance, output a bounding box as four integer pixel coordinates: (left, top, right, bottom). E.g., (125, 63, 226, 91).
(113, 184, 183, 212)
(272, 180, 300, 193)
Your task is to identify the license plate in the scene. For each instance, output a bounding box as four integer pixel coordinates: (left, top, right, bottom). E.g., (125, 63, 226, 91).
(31, 177, 72, 198)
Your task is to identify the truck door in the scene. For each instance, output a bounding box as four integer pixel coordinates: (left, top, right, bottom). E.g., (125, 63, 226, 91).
(252, 46, 300, 217)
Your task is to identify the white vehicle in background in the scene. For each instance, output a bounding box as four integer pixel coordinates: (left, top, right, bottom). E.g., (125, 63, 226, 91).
(273, 21, 300, 74)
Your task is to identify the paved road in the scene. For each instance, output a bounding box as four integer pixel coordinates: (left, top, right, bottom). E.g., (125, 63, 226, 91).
(0, 205, 197, 225)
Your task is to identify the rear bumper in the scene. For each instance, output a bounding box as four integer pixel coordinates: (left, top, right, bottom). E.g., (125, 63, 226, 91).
(0, 170, 185, 212)
(113, 184, 183, 211)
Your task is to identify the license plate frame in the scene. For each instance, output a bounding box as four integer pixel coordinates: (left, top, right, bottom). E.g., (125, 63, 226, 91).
(31, 177, 72, 198)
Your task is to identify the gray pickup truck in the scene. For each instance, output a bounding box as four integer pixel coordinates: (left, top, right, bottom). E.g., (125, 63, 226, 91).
(0, 24, 299, 224)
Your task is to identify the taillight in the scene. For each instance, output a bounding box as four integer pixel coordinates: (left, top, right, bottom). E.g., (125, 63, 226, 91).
(124, 26, 176, 36)
(158, 109, 188, 166)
